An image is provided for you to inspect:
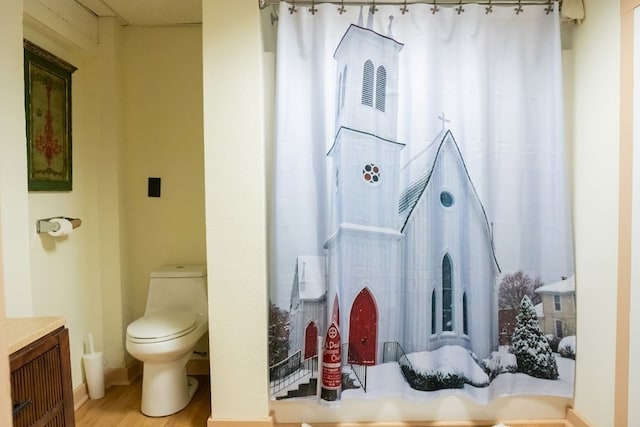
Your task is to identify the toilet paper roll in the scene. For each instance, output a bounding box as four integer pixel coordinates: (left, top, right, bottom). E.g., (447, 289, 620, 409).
(48, 218, 73, 237)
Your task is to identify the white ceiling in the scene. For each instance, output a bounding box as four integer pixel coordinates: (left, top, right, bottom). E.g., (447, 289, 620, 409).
(74, 0, 202, 26)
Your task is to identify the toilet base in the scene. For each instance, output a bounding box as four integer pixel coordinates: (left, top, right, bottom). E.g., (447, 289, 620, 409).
(140, 355, 199, 417)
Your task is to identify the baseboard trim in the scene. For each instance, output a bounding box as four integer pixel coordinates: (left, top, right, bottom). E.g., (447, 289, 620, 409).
(104, 360, 141, 388)
(274, 422, 566, 427)
(565, 407, 591, 427)
(208, 413, 568, 427)
(208, 417, 275, 427)
(101, 358, 208, 387)
(187, 358, 211, 375)
(73, 382, 89, 411)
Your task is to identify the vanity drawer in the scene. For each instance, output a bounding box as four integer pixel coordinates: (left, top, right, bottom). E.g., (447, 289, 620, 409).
(10, 326, 75, 427)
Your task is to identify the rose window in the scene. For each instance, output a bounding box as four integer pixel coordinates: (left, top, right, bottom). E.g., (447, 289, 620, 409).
(362, 163, 380, 184)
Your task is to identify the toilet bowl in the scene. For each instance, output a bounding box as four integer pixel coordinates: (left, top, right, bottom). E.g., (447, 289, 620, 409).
(126, 265, 208, 417)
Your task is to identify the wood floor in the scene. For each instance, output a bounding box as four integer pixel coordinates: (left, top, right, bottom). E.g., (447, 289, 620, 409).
(74, 375, 211, 427)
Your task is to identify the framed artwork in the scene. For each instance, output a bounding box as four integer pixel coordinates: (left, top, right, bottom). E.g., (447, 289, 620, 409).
(24, 40, 77, 191)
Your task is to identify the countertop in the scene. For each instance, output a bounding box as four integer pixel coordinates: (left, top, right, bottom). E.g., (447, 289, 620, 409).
(7, 316, 66, 354)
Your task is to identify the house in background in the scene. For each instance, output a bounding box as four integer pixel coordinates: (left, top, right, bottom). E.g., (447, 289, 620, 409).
(535, 275, 576, 339)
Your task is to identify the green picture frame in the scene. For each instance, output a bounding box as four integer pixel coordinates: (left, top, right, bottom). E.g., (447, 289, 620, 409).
(24, 40, 77, 191)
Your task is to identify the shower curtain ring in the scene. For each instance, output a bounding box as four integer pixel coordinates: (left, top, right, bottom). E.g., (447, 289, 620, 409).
(430, 1, 439, 14)
(309, 0, 317, 15)
(369, 0, 378, 15)
(485, 0, 493, 14)
(545, 0, 554, 14)
(288, 0, 297, 14)
(455, 0, 465, 15)
(515, 0, 524, 14)
(400, 0, 409, 14)
(338, 0, 346, 14)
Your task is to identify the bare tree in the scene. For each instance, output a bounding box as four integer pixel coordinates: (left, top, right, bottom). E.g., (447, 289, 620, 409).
(268, 300, 290, 366)
(498, 271, 544, 311)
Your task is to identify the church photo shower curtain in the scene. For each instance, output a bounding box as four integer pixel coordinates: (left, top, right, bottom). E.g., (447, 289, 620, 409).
(268, 1, 575, 404)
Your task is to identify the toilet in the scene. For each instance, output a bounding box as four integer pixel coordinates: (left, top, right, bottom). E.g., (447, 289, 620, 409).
(126, 264, 208, 417)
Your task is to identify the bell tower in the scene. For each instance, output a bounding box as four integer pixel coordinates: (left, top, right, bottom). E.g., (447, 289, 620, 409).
(328, 18, 405, 230)
(333, 18, 403, 142)
(323, 17, 406, 372)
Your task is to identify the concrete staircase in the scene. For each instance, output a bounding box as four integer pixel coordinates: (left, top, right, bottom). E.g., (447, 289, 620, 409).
(275, 377, 318, 400)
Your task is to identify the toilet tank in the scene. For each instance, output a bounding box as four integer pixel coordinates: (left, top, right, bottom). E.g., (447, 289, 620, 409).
(144, 264, 208, 316)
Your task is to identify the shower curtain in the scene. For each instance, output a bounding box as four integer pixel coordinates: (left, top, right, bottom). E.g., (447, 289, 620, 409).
(268, 1, 575, 404)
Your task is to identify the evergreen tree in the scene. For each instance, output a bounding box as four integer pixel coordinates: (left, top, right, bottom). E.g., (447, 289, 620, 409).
(510, 295, 559, 380)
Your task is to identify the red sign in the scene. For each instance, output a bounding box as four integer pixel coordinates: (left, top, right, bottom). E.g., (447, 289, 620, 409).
(321, 322, 341, 390)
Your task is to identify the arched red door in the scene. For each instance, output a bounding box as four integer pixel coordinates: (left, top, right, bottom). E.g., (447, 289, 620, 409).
(304, 322, 318, 359)
(348, 288, 377, 365)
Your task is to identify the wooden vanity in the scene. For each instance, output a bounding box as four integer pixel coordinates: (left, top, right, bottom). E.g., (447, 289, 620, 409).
(7, 317, 75, 427)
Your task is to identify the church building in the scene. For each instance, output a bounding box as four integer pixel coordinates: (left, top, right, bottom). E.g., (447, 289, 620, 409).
(289, 17, 501, 367)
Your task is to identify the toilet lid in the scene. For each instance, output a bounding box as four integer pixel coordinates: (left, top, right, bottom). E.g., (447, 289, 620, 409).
(127, 312, 197, 340)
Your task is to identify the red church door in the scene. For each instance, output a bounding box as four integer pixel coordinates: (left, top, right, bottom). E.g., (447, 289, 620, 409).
(348, 288, 377, 365)
(304, 322, 318, 359)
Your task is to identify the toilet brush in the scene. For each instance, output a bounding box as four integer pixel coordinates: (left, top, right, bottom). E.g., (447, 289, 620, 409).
(82, 333, 105, 399)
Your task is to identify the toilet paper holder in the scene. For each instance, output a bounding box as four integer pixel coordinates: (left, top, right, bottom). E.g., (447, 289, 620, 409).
(36, 217, 82, 234)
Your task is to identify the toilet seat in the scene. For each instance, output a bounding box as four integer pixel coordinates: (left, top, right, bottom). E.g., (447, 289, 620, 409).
(127, 312, 198, 344)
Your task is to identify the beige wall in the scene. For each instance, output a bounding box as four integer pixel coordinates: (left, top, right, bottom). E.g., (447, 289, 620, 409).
(94, 16, 129, 372)
(1, 0, 206, 394)
(203, 1, 271, 423)
(624, 1, 639, 425)
(121, 25, 206, 323)
(0, 230, 11, 427)
(630, 3, 640, 421)
(0, 0, 19, 411)
(1, 0, 32, 319)
(571, 0, 621, 426)
(22, 7, 118, 386)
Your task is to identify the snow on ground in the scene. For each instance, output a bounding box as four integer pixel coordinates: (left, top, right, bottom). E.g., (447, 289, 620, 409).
(272, 346, 575, 404)
(339, 347, 574, 404)
(559, 336, 576, 353)
(404, 345, 489, 386)
(483, 350, 517, 375)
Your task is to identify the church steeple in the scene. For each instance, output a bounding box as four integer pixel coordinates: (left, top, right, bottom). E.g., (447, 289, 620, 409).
(327, 22, 405, 231)
(333, 22, 403, 142)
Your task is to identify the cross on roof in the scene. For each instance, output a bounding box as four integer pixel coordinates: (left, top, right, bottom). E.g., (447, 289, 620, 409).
(438, 113, 451, 131)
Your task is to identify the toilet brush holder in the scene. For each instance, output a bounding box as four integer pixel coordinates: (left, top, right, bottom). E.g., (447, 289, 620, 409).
(82, 352, 105, 399)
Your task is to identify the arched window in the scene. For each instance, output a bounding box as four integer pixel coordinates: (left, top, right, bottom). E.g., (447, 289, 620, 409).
(442, 255, 454, 332)
(462, 292, 468, 335)
(375, 66, 386, 112)
(431, 289, 436, 334)
(361, 60, 374, 106)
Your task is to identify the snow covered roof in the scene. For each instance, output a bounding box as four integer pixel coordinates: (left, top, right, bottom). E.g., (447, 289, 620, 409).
(535, 275, 575, 295)
(295, 256, 326, 301)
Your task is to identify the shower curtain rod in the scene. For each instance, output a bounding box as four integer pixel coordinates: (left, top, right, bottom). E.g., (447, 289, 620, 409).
(258, 0, 561, 10)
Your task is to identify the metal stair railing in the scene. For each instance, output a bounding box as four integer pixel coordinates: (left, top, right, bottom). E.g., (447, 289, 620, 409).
(382, 341, 416, 376)
(269, 351, 318, 396)
(342, 343, 367, 392)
